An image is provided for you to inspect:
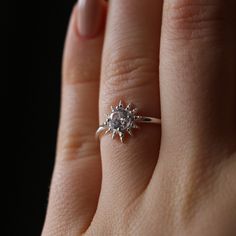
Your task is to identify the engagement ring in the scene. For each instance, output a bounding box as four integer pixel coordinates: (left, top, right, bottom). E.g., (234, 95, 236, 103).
(96, 100, 161, 143)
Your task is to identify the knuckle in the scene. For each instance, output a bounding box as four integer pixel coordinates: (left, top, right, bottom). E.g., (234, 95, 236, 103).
(61, 140, 92, 159)
(103, 54, 158, 94)
(164, 0, 224, 42)
(58, 128, 99, 160)
(63, 66, 99, 86)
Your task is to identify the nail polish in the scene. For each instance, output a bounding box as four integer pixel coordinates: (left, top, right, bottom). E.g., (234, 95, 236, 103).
(78, 0, 103, 38)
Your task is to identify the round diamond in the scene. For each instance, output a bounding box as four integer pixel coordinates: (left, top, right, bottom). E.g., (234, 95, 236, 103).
(108, 109, 133, 132)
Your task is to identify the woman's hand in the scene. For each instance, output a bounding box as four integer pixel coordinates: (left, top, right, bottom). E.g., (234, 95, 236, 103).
(42, 0, 236, 235)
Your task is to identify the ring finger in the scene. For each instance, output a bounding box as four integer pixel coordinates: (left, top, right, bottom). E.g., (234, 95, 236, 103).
(98, 0, 163, 211)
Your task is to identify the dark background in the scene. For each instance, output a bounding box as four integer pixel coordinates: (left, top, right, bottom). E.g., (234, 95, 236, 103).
(6, 1, 76, 235)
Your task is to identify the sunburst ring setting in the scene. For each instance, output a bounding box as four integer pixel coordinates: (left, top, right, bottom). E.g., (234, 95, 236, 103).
(96, 100, 161, 143)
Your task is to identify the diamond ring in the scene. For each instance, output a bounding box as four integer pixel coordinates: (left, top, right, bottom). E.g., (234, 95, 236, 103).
(96, 100, 161, 143)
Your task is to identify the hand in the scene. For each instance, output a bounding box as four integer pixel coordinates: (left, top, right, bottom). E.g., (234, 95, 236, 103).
(42, 0, 236, 235)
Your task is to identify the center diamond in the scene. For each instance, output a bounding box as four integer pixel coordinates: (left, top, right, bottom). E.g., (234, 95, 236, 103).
(108, 109, 133, 132)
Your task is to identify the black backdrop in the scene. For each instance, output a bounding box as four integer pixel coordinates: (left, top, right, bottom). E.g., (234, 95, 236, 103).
(6, 1, 76, 235)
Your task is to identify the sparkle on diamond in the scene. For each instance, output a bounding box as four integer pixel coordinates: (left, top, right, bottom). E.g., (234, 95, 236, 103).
(108, 108, 133, 132)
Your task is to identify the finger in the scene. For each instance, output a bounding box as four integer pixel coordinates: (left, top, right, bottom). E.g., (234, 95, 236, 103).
(43, 2, 106, 235)
(158, 0, 236, 158)
(149, 0, 236, 200)
(147, 0, 236, 225)
(98, 0, 163, 207)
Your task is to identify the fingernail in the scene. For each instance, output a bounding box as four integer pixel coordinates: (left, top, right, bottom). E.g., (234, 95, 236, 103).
(78, 0, 103, 38)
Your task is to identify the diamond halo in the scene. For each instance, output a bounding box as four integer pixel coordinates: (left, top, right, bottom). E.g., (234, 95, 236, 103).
(103, 100, 139, 142)
(96, 100, 161, 143)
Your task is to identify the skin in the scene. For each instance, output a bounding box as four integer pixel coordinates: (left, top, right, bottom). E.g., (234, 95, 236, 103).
(42, 0, 236, 235)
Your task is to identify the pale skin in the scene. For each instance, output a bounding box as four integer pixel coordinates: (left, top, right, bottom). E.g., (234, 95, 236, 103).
(42, 0, 236, 235)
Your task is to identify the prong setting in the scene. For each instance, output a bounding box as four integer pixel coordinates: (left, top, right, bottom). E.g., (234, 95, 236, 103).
(103, 100, 140, 143)
(105, 128, 111, 134)
(119, 132, 125, 143)
(112, 130, 116, 139)
(96, 101, 161, 142)
(132, 124, 139, 129)
(127, 128, 133, 136)
(132, 108, 138, 114)
(126, 103, 132, 111)
(118, 100, 124, 108)
(96, 100, 161, 142)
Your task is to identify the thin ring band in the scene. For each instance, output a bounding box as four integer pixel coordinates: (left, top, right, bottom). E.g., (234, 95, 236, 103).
(96, 116, 161, 138)
(134, 116, 161, 124)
